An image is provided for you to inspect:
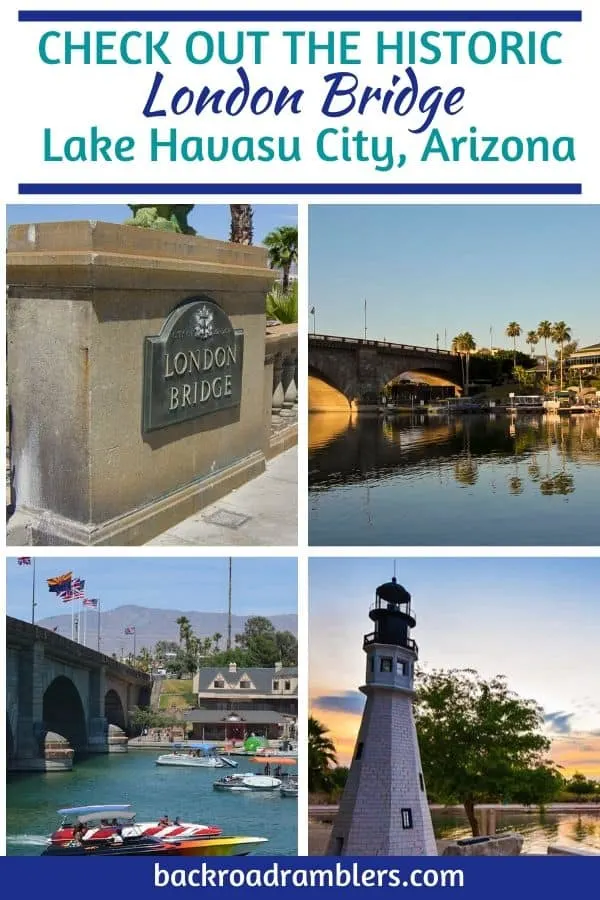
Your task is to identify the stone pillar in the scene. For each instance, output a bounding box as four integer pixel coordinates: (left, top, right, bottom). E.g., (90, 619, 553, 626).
(7, 222, 274, 545)
(282, 351, 298, 408)
(272, 353, 285, 416)
(87, 666, 108, 753)
(12, 641, 47, 771)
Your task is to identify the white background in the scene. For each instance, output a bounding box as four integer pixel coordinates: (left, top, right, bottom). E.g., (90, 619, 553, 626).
(0, 0, 597, 197)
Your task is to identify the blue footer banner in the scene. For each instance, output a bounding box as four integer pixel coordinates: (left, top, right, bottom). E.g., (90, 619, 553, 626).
(2, 857, 597, 896)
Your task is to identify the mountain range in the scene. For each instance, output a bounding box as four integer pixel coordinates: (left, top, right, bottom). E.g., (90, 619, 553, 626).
(37, 604, 297, 656)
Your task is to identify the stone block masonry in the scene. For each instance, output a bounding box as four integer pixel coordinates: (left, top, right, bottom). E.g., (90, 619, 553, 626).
(7, 221, 276, 545)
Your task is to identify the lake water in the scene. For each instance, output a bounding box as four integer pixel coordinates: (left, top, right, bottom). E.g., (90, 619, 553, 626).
(309, 412, 600, 546)
(432, 808, 600, 855)
(6, 751, 297, 856)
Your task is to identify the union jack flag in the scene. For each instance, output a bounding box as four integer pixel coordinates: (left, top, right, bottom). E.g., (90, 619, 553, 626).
(60, 589, 85, 603)
(125, 626, 136, 635)
(72, 577, 85, 591)
(17, 557, 32, 566)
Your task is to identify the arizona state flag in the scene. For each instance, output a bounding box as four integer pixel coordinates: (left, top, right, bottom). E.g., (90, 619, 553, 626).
(47, 571, 73, 594)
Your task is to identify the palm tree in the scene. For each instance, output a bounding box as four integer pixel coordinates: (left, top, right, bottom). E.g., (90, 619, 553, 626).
(537, 320, 553, 381)
(263, 225, 298, 293)
(229, 205, 253, 244)
(176, 615, 192, 650)
(451, 332, 476, 397)
(526, 330, 538, 357)
(506, 322, 522, 369)
(212, 632, 223, 652)
(552, 321, 572, 389)
(308, 716, 338, 793)
(266, 281, 298, 324)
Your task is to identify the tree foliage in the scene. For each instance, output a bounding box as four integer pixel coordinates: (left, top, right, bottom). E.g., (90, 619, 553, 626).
(266, 281, 298, 324)
(308, 716, 338, 793)
(415, 668, 560, 835)
(263, 225, 298, 292)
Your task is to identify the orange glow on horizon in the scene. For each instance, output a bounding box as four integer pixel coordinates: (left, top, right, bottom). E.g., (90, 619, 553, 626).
(311, 703, 600, 779)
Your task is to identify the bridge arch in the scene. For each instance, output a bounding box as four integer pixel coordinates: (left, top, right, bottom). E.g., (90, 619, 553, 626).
(309, 367, 352, 411)
(104, 688, 126, 731)
(43, 675, 87, 751)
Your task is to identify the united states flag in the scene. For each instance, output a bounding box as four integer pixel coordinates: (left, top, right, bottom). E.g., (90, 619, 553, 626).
(83, 598, 99, 608)
(17, 557, 32, 566)
(125, 626, 136, 635)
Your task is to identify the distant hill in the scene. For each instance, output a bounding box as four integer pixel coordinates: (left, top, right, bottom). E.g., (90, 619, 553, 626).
(37, 604, 297, 656)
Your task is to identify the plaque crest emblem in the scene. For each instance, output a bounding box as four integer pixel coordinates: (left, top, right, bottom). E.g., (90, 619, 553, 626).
(194, 305, 214, 339)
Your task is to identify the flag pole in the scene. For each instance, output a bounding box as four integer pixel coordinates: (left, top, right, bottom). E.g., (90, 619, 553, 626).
(31, 558, 36, 626)
(71, 591, 75, 641)
(227, 557, 232, 651)
(83, 600, 87, 647)
(97, 599, 101, 653)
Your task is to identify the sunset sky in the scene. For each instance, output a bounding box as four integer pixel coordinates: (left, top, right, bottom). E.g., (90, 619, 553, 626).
(310, 557, 600, 778)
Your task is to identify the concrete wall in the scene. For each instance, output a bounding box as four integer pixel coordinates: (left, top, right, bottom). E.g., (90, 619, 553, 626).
(7, 221, 276, 545)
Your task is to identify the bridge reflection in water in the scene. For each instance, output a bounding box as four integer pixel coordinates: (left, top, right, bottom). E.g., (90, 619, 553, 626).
(309, 413, 600, 547)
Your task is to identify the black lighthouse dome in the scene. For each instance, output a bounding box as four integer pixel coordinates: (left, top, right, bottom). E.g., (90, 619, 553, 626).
(365, 577, 417, 651)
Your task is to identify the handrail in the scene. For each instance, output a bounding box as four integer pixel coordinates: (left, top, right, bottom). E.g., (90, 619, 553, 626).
(309, 333, 454, 356)
(363, 632, 418, 654)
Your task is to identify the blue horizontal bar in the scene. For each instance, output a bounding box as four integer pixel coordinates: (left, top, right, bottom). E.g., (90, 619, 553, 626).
(18, 182, 582, 195)
(18, 10, 583, 23)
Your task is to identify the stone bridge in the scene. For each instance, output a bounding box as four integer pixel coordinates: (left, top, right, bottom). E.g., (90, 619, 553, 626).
(309, 334, 462, 410)
(6, 616, 152, 771)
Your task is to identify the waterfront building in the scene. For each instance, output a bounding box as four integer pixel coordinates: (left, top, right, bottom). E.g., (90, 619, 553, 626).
(185, 662, 297, 742)
(327, 578, 437, 856)
(566, 342, 600, 376)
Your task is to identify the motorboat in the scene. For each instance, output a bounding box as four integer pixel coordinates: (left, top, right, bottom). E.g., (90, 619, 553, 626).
(213, 773, 282, 792)
(48, 805, 223, 847)
(280, 778, 298, 798)
(45, 805, 267, 857)
(156, 742, 237, 768)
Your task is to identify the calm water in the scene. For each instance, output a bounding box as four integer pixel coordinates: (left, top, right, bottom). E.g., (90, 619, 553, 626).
(6, 751, 297, 856)
(309, 412, 600, 546)
(432, 809, 600, 855)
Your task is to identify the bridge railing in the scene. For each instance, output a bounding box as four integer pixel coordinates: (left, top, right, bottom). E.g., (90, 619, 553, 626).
(309, 333, 454, 356)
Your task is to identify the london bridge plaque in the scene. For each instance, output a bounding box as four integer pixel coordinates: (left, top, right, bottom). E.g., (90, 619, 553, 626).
(143, 297, 244, 433)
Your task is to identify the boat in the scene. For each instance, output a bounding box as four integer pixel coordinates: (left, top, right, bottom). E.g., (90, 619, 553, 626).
(156, 742, 238, 768)
(506, 395, 545, 413)
(280, 778, 298, 798)
(213, 773, 282, 792)
(427, 397, 483, 415)
(48, 805, 223, 847)
(45, 806, 267, 857)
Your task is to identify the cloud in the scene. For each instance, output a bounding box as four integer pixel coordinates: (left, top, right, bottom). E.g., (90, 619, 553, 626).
(544, 710, 575, 734)
(312, 692, 365, 715)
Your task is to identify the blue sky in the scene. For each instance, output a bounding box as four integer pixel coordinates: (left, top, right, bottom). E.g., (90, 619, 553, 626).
(6, 204, 297, 245)
(310, 557, 600, 774)
(7, 557, 297, 623)
(309, 205, 599, 349)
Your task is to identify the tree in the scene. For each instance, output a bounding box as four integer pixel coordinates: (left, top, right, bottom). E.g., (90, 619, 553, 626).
(308, 716, 337, 792)
(526, 330, 539, 357)
(275, 630, 299, 666)
(263, 225, 298, 293)
(134, 647, 153, 673)
(552, 321, 572, 390)
(451, 332, 476, 397)
(506, 322, 522, 369)
(229, 205, 254, 244)
(212, 632, 223, 652)
(537, 320, 553, 382)
(176, 615, 193, 651)
(415, 668, 556, 836)
(565, 772, 597, 801)
(235, 616, 279, 666)
(126, 205, 196, 234)
(154, 640, 179, 664)
(266, 281, 298, 324)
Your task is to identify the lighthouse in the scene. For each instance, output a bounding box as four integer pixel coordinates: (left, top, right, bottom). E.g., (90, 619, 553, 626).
(327, 577, 437, 856)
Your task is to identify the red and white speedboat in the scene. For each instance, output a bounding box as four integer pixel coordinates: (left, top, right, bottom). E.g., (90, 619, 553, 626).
(49, 805, 222, 846)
